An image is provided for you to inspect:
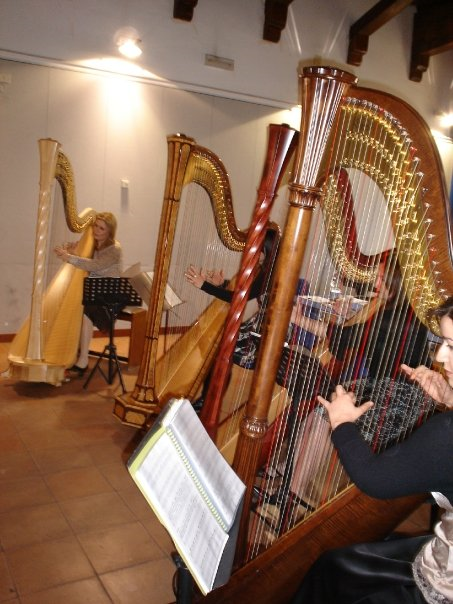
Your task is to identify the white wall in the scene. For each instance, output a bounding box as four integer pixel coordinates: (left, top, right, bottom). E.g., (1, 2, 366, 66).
(0, 59, 294, 332)
(1, 0, 452, 122)
(0, 0, 452, 334)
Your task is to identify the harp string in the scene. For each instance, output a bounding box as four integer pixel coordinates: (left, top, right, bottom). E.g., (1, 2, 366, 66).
(159, 168, 242, 382)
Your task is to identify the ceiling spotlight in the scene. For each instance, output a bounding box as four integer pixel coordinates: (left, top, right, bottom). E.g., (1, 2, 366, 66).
(115, 27, 142, 60)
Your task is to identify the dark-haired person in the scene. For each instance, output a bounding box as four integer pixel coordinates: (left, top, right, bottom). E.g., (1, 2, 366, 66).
(291, 296, 453, 604)
(185, 229, 327, 410)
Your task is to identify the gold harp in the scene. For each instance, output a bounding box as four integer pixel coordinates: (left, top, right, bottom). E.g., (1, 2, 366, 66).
(195, 67, 452, 603)
(8, 139, 97, 386)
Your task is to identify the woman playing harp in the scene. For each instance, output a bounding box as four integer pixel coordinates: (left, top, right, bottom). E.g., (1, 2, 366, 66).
(54, 211, 123, 376)
(292, 296, 453, 604)
(8, 138, 97, 386)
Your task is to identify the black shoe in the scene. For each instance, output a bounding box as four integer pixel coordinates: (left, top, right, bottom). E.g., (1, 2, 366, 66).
(67, 365, 87, 377)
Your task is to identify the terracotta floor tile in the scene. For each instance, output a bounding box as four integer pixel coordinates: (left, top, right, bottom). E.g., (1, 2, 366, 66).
(30, 445, 93, 475)
(100, 558, 176, 604)
(0, 430, 25, 455)
(17, 426, 79, 451)
(59, 491, 136, 534)
(78, 520, 165, 574)
(83, 437, 137, 466)
(0, 477, 54, 514)
(0, 551, 17, 601)
(97, 461, 136, 491)
(0, 503, 72, 550)
(5, 536, 94, 596)
(19, 577, 112, 604)
(68, 423, 127, 447)
(0, 450, 39, 482)
(118, 486, 160, 521)
(141, 515, 175, 555)
(4, 403, 60, 433)
(44, 465, 113, 501)
(53, 400, 113, 428)
(0, 415, 18, 436)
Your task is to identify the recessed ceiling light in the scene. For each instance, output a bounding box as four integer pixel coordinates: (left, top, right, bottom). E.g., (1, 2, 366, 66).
(114, 27, 142, 60)
(118, 38, 142, 59)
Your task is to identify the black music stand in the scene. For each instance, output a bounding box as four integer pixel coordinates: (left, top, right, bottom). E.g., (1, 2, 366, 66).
(82, 278, 141, 393)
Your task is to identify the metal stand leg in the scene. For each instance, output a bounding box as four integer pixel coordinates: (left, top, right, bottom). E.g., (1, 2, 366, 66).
(83, 304, 126, 393)
(172, 552, 194, 604)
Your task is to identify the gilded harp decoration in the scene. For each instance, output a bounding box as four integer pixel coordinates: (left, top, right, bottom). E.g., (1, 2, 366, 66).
(114, 135, 248, 427)
(8, 138, 97, 386)
(195, 66, 452, 604)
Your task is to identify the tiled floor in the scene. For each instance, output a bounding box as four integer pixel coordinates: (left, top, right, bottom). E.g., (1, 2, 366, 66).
(0, 340, 433, 603)
(0, 340, 176, 604)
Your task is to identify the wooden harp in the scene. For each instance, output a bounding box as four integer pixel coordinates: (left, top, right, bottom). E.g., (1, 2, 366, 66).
(113, 134, 248, 426)
(114, 127, 298, 428)
(8, 139, 97, 386)
(195, 66, 452, 603)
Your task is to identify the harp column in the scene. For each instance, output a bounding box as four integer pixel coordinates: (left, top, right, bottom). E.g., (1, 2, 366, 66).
(113, 136, 195, 426)
(232, 66, 358, 563)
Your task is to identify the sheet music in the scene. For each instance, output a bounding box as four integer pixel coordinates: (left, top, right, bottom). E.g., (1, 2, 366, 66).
(163, 400, 245, 530)
(134, 433, 228, 595)
(128, 399, 246, 595)
(122, 263, 182, 309)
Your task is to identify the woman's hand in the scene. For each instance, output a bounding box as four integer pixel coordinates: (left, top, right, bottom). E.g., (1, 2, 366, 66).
(400, 364, 453, 408)
(185, 265, 206, 289)
(205, 269, 225, 286)
(54, 245, 70, 261)
(317, 385, 374, 431)
(64, 241, 77, 253)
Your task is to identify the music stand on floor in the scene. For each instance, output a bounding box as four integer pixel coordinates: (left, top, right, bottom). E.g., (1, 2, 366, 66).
(82, 277, 142, 393)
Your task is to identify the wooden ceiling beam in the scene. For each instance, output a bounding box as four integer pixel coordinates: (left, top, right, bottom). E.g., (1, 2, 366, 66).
(173, 0, 198, 22)
(347, 0, 412, 66)
(409, 0, 453, 81)
(263, 0, 294, 43)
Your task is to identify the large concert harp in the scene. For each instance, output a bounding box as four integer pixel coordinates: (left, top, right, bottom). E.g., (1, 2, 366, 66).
(194, 66, 452, 604)
(113, 126, 297, 428)
(8, 139, 97, 386)
(113, 135, 247, 427)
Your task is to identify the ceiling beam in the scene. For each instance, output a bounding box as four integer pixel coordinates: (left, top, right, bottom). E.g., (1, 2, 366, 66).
(347, 0, 412, 66)
(173, 0, 198, 22)
(263, 0, 294, 43)
(409, 0, 453, 81)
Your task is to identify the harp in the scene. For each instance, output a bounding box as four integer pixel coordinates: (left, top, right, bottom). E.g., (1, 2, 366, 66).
(113, 127, 298, 428)
(8, 139, 97, 386)
(194, 67, 452, 603)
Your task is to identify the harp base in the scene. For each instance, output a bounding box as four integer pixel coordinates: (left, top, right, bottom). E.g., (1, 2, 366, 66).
(112, 393, 160, 428)
(8, 359, 66, 387)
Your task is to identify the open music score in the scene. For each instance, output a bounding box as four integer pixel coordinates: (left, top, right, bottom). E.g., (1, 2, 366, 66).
(122, 262, 182, 310)
(127, 398, 245, 596)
